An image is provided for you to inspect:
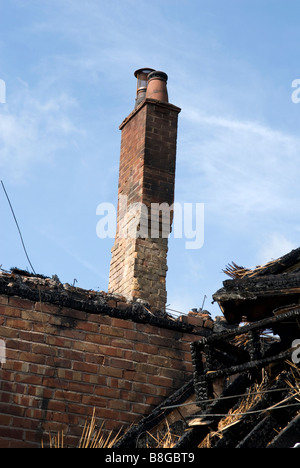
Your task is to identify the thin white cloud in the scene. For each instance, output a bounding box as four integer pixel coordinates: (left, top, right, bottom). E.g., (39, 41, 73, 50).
(257, 233, 296, 265)
(0, 86, 84, 181)
(185, 110, 298, 143)
(178, 109, 300, 224)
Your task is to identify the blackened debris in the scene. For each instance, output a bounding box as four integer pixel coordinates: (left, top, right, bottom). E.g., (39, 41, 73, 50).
(182, 247, 300, 448)
(0, 269, 206, 335)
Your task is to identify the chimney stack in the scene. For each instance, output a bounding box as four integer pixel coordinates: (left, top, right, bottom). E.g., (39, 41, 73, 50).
(108, 68, 181, 311)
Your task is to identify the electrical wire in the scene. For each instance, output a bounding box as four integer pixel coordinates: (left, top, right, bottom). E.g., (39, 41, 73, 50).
(1, 180, 36, 274)
(188, 402, 300, 420)
(161, 386, 300, 410)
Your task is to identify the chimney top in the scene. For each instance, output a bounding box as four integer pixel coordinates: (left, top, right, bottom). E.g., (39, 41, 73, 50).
(133, 68, 169, 108)
(146, 70, 168, 102)
(134, 68, 154, 108)
(134, 68, 155, 87)
(147, 70, 168, 82)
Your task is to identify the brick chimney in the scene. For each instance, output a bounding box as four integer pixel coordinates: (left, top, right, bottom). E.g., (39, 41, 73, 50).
(108, 68, 181, 311)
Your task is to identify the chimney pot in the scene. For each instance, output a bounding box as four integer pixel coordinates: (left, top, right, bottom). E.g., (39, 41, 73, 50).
(134, 68, 154, 108)
(146, 71, 168, 103)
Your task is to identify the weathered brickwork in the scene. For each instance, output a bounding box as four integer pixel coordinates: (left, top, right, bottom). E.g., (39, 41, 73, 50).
(108, 98, 181, 311)
(0, 286, 198, 448)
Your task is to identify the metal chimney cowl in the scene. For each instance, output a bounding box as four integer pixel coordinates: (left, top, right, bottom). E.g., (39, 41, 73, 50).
(134, 68, 169, 108)
(134, 68, 154, 108)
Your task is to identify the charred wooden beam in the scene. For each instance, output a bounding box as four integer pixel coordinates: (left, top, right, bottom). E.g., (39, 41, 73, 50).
(193, 348, 291, 404)
(223, 248, 300, 280)
(114, 378, 195, 448)
(191, 306, 300, 405)
(175, 373, 252, 449)
(267, 413, 300, 448)
(214, 268, 300, 324)
(193, 305, 300, 346)
(236, 415, 280, 448)
(237, 398, 300, 449)
(213, 371, 294, 448)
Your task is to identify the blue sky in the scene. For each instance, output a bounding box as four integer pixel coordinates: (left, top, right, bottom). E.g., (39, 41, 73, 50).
(1, 0, 300, 317)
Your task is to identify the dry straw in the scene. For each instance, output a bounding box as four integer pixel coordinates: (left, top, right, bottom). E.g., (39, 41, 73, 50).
(42, 408, 122, 449)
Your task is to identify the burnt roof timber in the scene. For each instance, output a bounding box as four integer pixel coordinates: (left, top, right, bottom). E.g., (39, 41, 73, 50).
(0, 271, 208, 335)
(251, 247, 300, 277)
(193, 305, 300, 346)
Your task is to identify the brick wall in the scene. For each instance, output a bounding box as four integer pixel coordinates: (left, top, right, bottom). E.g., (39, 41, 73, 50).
(0, 272, 204, 448)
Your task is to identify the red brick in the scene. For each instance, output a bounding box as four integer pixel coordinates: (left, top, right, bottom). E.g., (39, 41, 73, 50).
(94, 315, 112, 326)
(0, 426, 24, 440)
(34, 302, 59, 314)
(76, 321, 99, 333)
(158, 327, 182, 340)
(119, 411, 140, 425)
(148, 375, 173, 388)
(147, 355, 170, 367)
(9, 297, 33, 310)
(6, 318, 31, 330)
(99, 366, 123, 378)
(111, 317, 134, 329)
(0, 326, 18, 338)
(84, 333, 104, 345)
(0, 296, 8, 305)
(95, 408, 121, 421)
(0, 414, 11, 426)
(59, 348, 84, 361)
(110, 338, 134, 350)
(124, 329, 140, 341)
(32, 343, 56, 356)
(148, 334, 170, 347)
(19, 330, 44, 343)
(131, 403, 151, 415)
(136, 362, 157, 375)
(109, 358, 135, 371)
(123, 370, 147, 383)
(94, 385, 120, 398)
(15, 374, 43, 386)
(100, 325, 124, 338)
(136, 343, 158, 354)
(111, 378, 132, 391)
(67, 381, 93, 395)
(132, 382, 156, 395)
(19, 352, 46, 365)
(73, 362, 99, 374)
(136, 323, 156, 335)
(73, 341, 99, 353)
(108, 399, 130, 411)
(154, 386, 170, 398)
(145, 395, 162, 406)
